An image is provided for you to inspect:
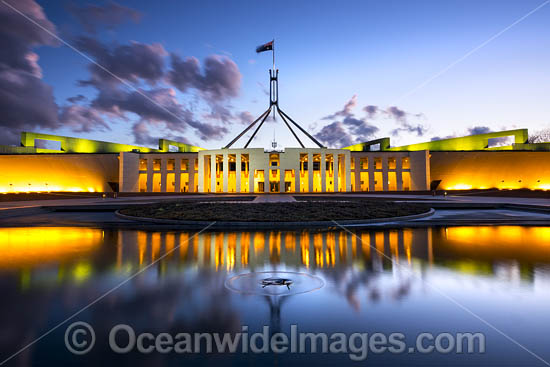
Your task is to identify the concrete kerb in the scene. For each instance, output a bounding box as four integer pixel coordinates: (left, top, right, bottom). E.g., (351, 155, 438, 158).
(114, 208, 436, 229)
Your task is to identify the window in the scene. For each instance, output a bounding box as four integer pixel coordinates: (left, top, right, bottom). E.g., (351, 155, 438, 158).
(181, 159, 189, 171)
(270, 153, 280, 167)
(139, 173, 147, 192)
(139, 159, 147, 170)
(374, 158, 382, 169)
(228, 154, 236, 172)
(153, 159, 161, 170)
(402, 157, 410, 169)
(167, 159, 175, 170)
(388, 157, 396, 169)
(402, 171, 411, 190)
(360, 172, 369, 191)
(360, 157, 368, 170)
(166, 173, 175, 192)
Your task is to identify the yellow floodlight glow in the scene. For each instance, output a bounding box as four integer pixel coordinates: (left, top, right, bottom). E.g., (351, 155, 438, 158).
(0, 227, 102, 269)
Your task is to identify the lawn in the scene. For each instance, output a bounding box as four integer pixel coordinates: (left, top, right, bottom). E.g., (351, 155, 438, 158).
(119, 200, 431, 222)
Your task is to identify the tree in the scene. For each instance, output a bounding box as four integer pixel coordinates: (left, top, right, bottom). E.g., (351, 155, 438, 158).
(528, 127, 550, 143)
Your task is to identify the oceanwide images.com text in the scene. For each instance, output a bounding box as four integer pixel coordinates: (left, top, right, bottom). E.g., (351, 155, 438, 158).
(65, 322, 486, 360)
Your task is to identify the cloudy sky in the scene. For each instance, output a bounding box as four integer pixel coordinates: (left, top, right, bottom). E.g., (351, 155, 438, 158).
(1, 0, 549, 149)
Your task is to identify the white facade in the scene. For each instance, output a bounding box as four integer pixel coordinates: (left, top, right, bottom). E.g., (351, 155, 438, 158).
(198, 148, 352, 193)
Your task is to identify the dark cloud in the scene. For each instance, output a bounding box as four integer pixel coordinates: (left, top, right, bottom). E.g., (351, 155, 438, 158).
(467, 126, 491, 135)
(76, 36, 167, 87)
(0, 1, 242, 146)
(237, 111, 254, 125)
(66, 94, 86, 103)
(315, 96, 378, 148)
(58, 104, 109, 132)
(385, 106, 427, 137)
(168, 54, 241, 102)
(315, 97, 430, 147)
(314, 122, 354, 147)
(386, 106, 406, 121)
(391, 121, 427, 137)
(0, 69, 59, 131)
(363, 105, 378, 118)
(70, 35, 243, 144)
(0, 0, 59, 47)
(69, 1, 141, 34)
(0, 0, 61, 143)
(132, 121, 160, 146)
(322, 95, 357, 120)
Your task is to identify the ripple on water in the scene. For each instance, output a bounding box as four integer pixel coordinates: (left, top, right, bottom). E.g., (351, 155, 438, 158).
(225, 271, 325, 296)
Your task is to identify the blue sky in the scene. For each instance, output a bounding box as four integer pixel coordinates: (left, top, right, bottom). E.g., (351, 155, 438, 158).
(4, 0, 550, 149)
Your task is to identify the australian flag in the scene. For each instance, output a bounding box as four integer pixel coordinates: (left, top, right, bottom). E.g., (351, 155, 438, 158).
(256, 40, 273, 53)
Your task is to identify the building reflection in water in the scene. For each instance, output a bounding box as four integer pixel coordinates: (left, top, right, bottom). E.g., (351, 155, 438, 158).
(0, 226, 549, 289)
(1, 225, 550, 366)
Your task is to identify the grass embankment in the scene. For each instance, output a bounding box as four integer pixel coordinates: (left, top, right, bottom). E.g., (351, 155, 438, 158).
(119, 201, 431, 222)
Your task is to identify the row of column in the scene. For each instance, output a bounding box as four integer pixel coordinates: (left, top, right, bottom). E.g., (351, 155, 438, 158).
(144, 157, 197, 193)
(352, 155, 409, 191)
(201, 152, 351, 193)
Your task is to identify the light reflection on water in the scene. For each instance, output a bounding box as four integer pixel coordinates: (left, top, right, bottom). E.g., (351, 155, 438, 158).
(0, 226, 549, 366)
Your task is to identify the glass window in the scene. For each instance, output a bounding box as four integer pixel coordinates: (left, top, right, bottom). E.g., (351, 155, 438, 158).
(374, 158, 382, 169)
(402, 157, 410, 169)
(388, 157, 396, 169)
(360, 157, 368, 170)
(153, 159, 161, 170)
(167, 159, 175, 170)
(139, 159, 147, 170)
(181, 159, 189, 171)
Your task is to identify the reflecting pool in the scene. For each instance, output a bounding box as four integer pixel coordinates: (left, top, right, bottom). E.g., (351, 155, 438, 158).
(0, 226, 549, 366)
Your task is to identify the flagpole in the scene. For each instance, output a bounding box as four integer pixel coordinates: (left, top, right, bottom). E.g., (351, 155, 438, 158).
(272, 38, 275, 71)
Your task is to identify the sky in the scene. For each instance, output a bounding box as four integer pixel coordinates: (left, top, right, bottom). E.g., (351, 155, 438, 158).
(1, 0, 549, 150)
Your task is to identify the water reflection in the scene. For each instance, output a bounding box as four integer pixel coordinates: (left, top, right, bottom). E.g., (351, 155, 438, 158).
(1, 226, 550, 365)
(1, 226, 550, 288)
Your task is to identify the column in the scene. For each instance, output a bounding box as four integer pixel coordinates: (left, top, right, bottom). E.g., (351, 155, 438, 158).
(160, 158, 167, 192)
(321, 152, 326, 192)
(333, 154, 339, 192)
(210, 154, 216, 193)
(223, 153, 228, 193)
(189, 158, 196, 193)
(354, 156, 361, 192)
(279, 164, 285, 193)
(236, 154, 241, 192)
(264, 157, 270, 193)
(295, 155, 301, 193)
(396, 155, 403, 191)
(198, 154, 204, 193)
(308, 152, 313, 193)
(345, 154, 351, 192)
(369, 168, 375, 192)
(382, 157, 388, 191)
(146, 157, 153, 192)
(175, 157, 181, 193)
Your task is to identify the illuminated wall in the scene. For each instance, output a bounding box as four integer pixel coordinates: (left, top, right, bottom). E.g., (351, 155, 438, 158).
(0, 154, 119, 193)
(0, 131, 203, 154)
(0, 227, 102, 269)
(345, 129, 529, 152)
(430, 151, 550, 190)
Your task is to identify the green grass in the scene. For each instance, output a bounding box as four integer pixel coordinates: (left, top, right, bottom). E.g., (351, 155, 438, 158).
(119, 201, 431, 222)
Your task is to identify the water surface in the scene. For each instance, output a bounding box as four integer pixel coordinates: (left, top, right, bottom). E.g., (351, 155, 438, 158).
(0, 226, 549, 366)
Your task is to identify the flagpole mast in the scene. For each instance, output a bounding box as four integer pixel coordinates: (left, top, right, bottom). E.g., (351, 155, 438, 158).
(272, 38, 275, 72)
